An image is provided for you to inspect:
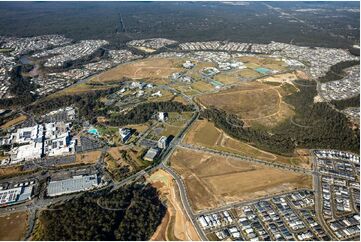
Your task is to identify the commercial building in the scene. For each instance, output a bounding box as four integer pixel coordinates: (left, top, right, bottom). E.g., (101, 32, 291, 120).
(158, 112, 168, 122)
(7, 124, 44, 163)
(143, 148, 160, 162)
(12, 125, 43, 144)
(0, 185, 33, 206)
(44, 122, 75, 157)
(183, 60, 195, 69)
(47, 174, 99, 197)
(119, 128, 133, 143)
(158, 136, 169, 149)
(4, 121, 77, 164)
(10, 142, 43, 163)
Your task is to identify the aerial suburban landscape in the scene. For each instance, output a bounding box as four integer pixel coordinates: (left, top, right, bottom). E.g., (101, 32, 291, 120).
(0, 1, 359, 241)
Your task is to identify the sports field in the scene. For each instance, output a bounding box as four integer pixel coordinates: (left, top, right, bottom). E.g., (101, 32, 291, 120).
(170, 148, 312, 211)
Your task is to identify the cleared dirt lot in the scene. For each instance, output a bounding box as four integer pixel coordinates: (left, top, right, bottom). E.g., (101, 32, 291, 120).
(170, 148, 312, 212)
(183, 119, 310, 168)
(196, 81, 295, 128)
(0, 212, 28, 240)
(149, 169, 200, 241)
(0, 165, 25, 178)
(91, 57, 183, 83)
(75, 150, 102, 164)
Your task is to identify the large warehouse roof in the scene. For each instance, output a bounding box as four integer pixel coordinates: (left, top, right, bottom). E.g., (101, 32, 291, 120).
(47, 174, 99, 197)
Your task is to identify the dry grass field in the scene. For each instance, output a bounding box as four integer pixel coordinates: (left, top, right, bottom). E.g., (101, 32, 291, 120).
(238, 68, 262, 79)
(43, 57, 186, 98)
(43, 82, 122, 100)
(214, 72, 241, 85)
(125, 123, 149, 133)
(172, 95, 189, 105)
(170, 148, 312, 211)
(170, 84, 200, 97)
(196, 81, 295, 128)
(147, 112, 193, 138)
(237, 56, 287, 71)
(149, 169, 200, 241)
(0, 114, 28, 129)
(90, 57, 184, 83)
(183, 119, 310, 168)
(159, 125, 182, 137)
(147, 89, 175, 103)
(191, 81, 214, 93)
(0, 212, 28, 241)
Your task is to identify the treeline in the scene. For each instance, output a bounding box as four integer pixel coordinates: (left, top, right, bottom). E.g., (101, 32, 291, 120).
(275, 82, 359, 153)
(34, 183, 166, 241)
(331, 95, 360, 110)
(202, 80, 359, 154)
(28, 84, 193, 125)
(318, 60, 360, 83)
(107, 101, 194, 126)
(28, 86, 122, 118)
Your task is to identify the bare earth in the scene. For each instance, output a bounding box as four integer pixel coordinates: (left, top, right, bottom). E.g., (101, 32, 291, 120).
(92, 57, 183, 83)
(75, 150, 102, 164)
(0, 165, 24, 178)
(0, 212, 28, 241)
(148, 169, 200, 241)
(170, 148, 312, 212)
